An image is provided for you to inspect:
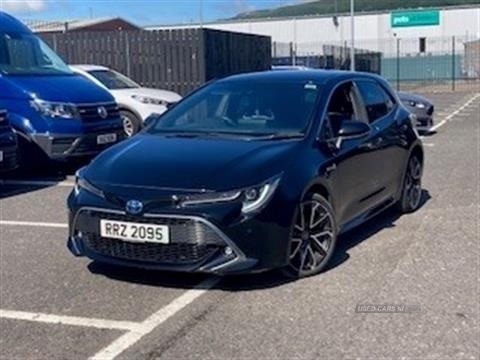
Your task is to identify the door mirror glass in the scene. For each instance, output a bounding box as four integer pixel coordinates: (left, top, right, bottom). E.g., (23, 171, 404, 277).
(337, 121, 371, 138)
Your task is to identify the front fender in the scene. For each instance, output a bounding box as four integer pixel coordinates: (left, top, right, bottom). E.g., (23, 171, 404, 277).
(8, 111, 38, 136)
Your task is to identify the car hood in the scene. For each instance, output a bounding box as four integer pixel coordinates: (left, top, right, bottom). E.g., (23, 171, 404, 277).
(398, 91, 431, 105)
(85, 134, 302, 192)
(112, 88, 182, 103)
(2, 74, 115, 103)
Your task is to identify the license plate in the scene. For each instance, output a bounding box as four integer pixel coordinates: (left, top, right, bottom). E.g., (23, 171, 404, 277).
(0, 151, 3, 162)
(97, 133, 117, 145)
(100, 219, 169, 244)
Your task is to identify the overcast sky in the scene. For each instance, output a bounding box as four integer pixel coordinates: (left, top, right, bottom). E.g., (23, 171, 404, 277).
(0, 0, 313, 25)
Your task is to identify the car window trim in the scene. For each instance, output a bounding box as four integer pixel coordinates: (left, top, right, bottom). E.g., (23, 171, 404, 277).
(317, 78, 355, 141)
(354, 79, 398, 125)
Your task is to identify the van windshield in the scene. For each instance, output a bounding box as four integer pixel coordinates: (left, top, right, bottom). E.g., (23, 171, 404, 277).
(0, 32, 73, 75)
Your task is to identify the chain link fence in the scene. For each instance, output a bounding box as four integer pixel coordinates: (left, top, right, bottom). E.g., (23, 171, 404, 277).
(273, 35, 480, 92)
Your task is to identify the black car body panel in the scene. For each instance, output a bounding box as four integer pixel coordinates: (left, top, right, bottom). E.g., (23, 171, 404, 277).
(68, 70, 423, 275)
(0, 110, 19, 172)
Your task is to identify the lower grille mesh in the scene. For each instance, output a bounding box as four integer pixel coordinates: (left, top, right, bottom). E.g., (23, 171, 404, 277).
(84, 236, 219, 264)
(77, 211, 227, 265)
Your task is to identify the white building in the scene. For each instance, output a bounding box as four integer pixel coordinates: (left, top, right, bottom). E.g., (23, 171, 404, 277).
(147, 5, 480, 56)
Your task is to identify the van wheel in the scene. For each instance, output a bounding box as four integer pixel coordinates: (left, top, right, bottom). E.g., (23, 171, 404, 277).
(120, 110, 142, 137)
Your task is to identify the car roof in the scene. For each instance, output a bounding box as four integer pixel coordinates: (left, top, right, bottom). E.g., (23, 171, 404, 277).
(70, 64, 110, 72)
(218, 69, 379, 85)
(0, 12, 32, 33)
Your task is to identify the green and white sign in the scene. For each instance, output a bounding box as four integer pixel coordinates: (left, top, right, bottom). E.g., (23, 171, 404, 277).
(391, 10, 440, 28)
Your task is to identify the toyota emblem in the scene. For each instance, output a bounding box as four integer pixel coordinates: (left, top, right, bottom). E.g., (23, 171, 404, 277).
(126, 200, 144, 215)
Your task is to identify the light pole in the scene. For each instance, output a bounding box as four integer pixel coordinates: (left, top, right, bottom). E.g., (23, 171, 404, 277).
(350, 0, 355, 71)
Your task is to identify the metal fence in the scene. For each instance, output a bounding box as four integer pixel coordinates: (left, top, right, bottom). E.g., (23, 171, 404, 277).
(273, 35, 480, 92)
(40, 29, 271, 95)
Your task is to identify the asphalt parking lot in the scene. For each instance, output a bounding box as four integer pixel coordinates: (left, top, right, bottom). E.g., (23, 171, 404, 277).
(1, 90, 479, 359)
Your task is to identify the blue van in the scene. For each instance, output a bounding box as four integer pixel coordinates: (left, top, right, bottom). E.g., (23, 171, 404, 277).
(0, 12, 124, 165)
(0, 109, 19, 172)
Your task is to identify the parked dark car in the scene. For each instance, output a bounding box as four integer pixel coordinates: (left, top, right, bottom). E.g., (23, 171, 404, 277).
(0, 109, 19, 172)
(68, 70, 424, 278)
(398, 91, 434, 131)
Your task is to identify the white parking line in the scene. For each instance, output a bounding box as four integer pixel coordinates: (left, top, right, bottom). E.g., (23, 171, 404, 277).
(430, 93, 480, 132)
(91, 276, 220, 360)
(0, 220, 68, 228)
(0, 309, 139, 331)
(0, 180, 74, 187)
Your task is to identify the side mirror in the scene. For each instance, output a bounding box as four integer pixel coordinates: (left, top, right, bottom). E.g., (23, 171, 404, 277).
(336, 121, 371, 148)
(144, 113, 160, 128)
(166, 101, 177, 110)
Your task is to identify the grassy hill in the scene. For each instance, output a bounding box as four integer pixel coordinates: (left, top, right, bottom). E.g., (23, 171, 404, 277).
(233, 0, 480, 20)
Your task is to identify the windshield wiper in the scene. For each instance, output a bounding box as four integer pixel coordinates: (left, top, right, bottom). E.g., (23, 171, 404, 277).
(162, 132, 206, 138)
(254, 132, 305, 140)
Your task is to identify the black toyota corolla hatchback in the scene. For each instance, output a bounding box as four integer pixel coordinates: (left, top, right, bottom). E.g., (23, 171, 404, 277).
(68, 70, 423, 278)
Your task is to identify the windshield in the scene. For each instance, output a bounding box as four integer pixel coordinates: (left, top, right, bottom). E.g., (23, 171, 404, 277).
(88, 69, 140, 89)
(148, 79, 321, 137)
(0, 32, 72, 75)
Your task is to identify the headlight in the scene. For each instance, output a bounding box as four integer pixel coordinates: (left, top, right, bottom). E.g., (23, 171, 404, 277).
(31, 99, 79, 119)
(181, 176, 281, 214)
(132, 95, 169, 107)
(74, 170, 104, 198)
(415, 102, 426, 109)
(181, 190, 242, 206)
(240, 177, 281, 213)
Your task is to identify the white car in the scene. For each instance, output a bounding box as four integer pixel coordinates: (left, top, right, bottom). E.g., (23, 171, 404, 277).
(70, 65, 182, 136)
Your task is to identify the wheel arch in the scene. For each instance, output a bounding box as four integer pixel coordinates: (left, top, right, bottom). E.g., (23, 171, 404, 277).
(301, 179, 336, 214)
(118, 105, 143, 123)
(410, 143, 424, 165)
(306, 183, 331, 202)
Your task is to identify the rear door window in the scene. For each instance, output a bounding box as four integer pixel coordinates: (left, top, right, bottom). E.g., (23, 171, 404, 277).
(356, 80, 395, 123)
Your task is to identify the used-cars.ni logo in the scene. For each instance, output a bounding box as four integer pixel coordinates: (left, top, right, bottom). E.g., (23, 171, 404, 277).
(97, 106, 108, 119)
(126, 200, 144, 215)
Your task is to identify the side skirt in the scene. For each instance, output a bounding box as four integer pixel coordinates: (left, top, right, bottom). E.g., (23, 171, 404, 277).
(338, 197, 396, 235)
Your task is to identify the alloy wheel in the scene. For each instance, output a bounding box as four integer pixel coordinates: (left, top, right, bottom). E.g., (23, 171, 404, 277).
(122, 116, 135, 137)
(403, 156, 422, 211)
(287, 197, 336, 277)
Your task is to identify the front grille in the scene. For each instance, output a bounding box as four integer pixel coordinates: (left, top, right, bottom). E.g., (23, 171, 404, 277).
(76, 211, 227, 265)
(87, 211, 225, 245)
(426, 105, 434, 116)
(84, 236, 219, 264)
(78, 103, 120, 122)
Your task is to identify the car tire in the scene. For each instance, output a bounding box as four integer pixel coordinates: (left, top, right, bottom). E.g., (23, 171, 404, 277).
(397, 154, 423, 213)
(281, 193, 338, 279)
(120, 110, 142, 137)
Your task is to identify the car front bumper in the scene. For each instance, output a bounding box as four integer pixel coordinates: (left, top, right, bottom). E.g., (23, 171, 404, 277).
(0, 131, 19, 172)
(33, 129, 126, 160)
(67, 200, 292, 275)
(408, 105, 434, 131)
